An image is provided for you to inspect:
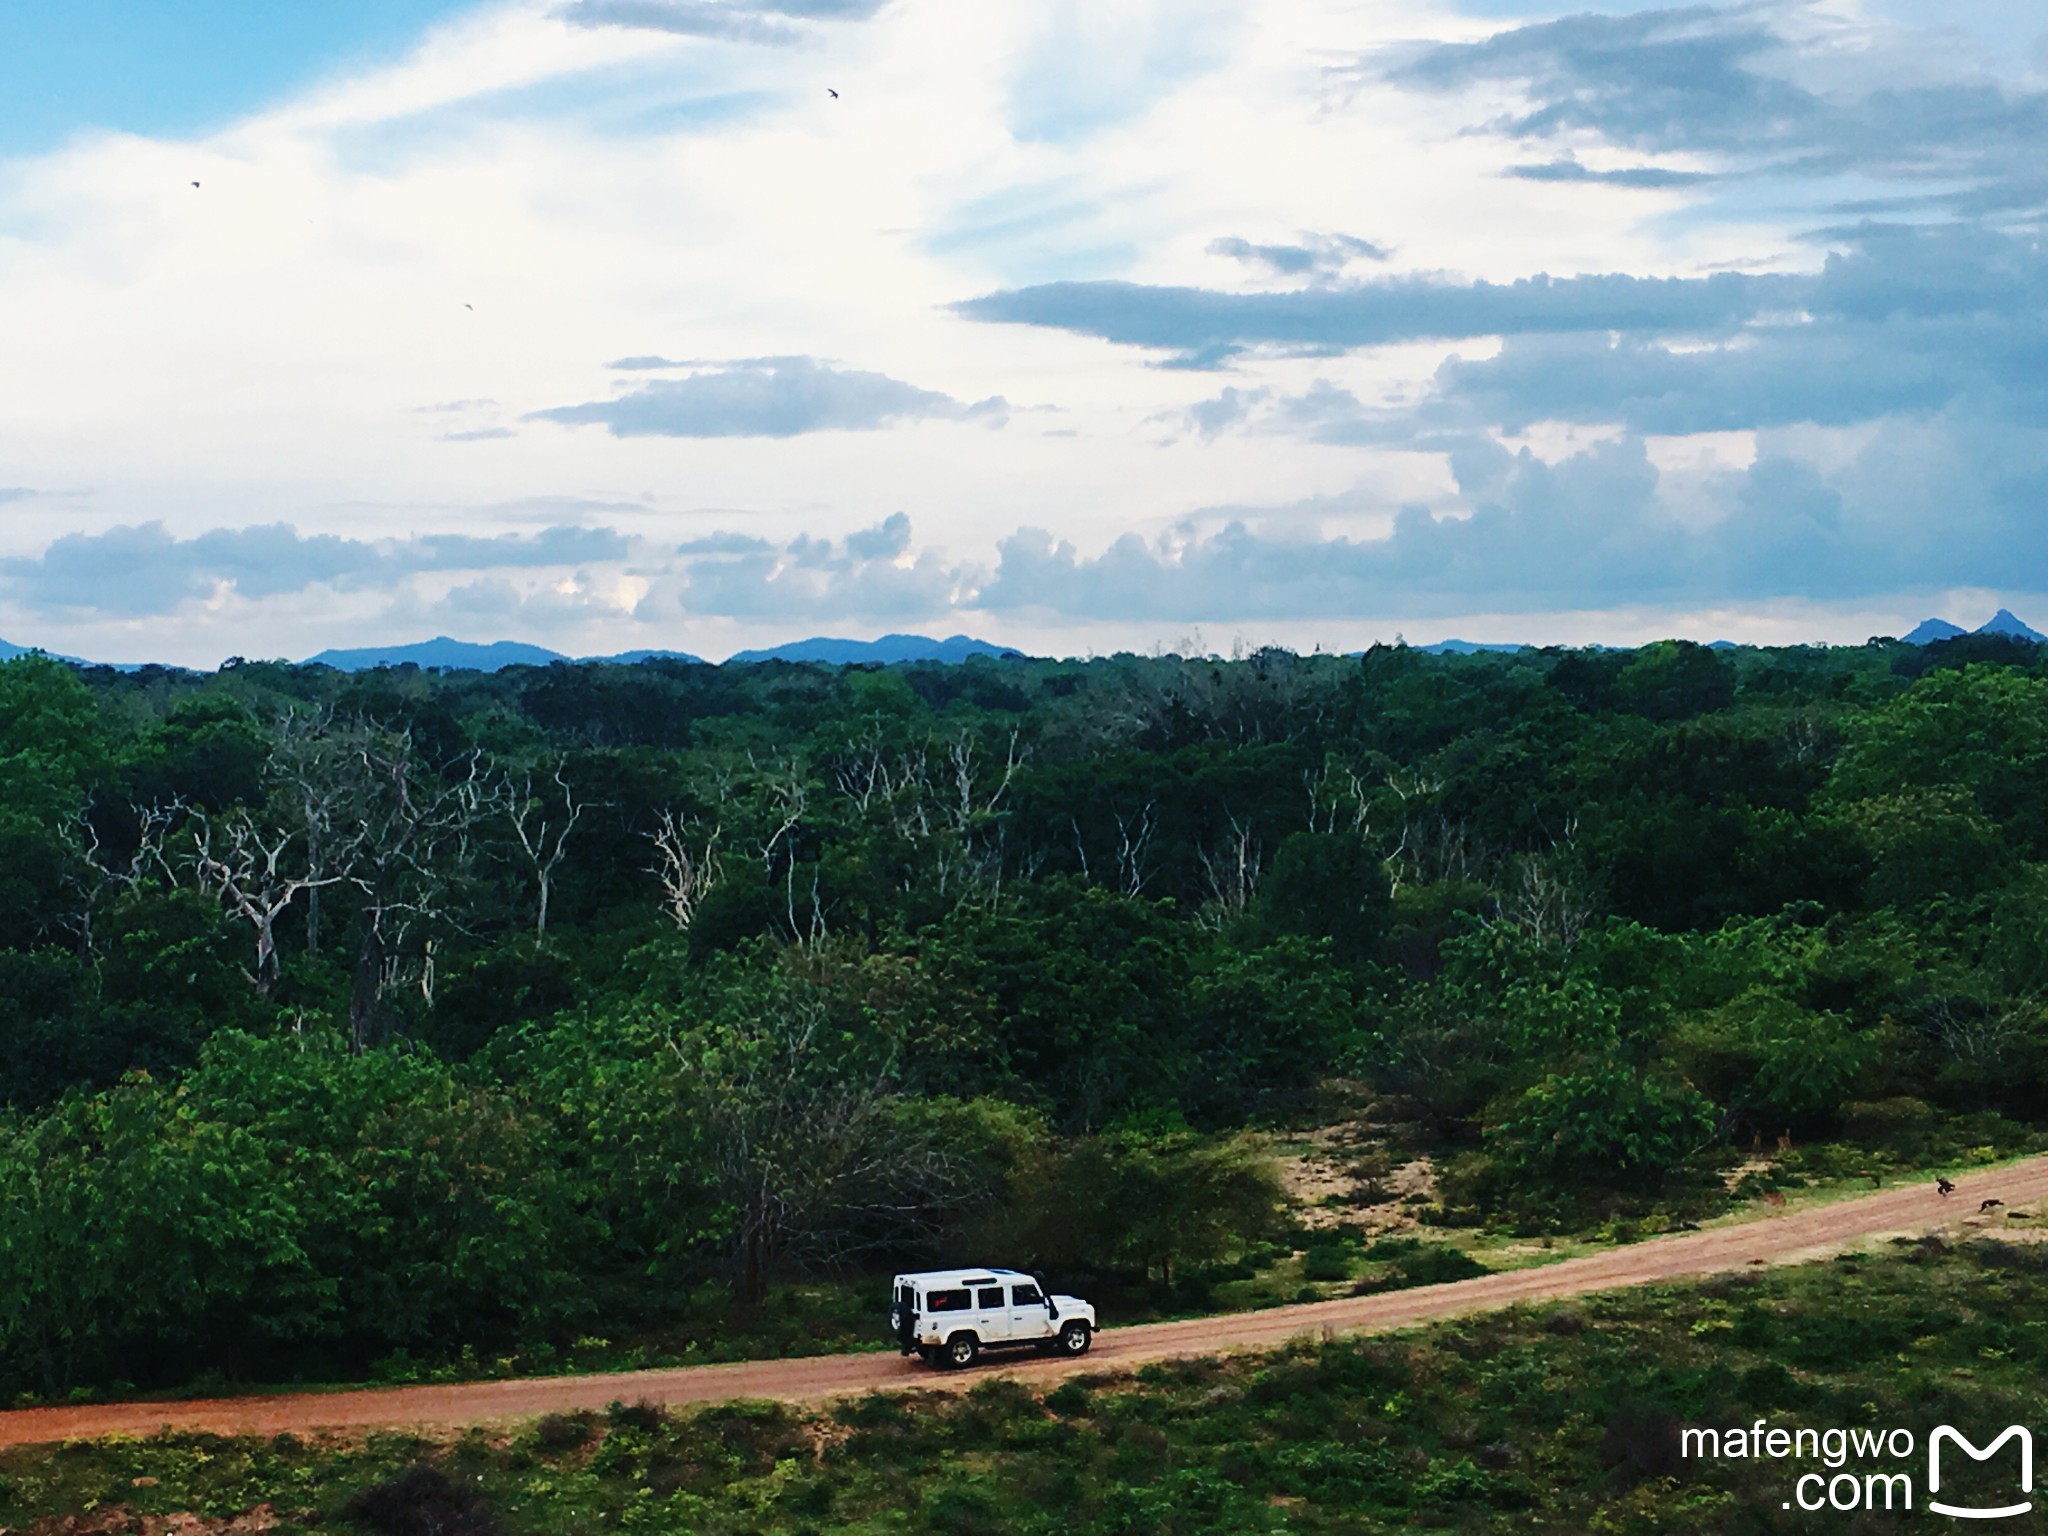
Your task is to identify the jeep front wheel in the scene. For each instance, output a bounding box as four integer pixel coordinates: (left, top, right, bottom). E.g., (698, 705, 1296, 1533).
(1057, 1321, 1092, 1356)
(944, 1333, 980, 1368)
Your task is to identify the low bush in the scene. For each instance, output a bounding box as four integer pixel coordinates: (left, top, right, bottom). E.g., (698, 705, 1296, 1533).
(1301, 1246, 1355, 1283)
(343, 1467, 498, 1536)
(531, 1412, 592, 1452)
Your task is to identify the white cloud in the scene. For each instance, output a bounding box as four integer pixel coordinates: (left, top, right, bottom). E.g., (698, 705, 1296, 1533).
(0, 0, 2043, 665)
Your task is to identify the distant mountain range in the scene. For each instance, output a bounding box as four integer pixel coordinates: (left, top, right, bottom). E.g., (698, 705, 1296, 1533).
(0, 636, 90, 665)
(726, 634, 1023, 665)
(1421, 612, 2045, 653)
(3, 617, 2040, 673)
(1899, 618, 1967, 644)
(1901, 608, 2046, 644)
(296, 633, 1020, 672)
(303, 638, 585, 672)
(0, 632, 1020, 673)
(1416, 639, 1527, 655)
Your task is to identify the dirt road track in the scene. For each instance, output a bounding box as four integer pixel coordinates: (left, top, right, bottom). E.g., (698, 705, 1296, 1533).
(6, 1157, 2044, 1449)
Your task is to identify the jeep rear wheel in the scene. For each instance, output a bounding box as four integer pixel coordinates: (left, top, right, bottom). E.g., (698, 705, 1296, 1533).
(1057, 1320, 1092, 1356)
(944, 1333, 980, 1368)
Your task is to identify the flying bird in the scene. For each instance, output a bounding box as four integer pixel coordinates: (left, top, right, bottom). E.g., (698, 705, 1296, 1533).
(191, 181, 200, 188)
(464, 304, 473, 311)
(826, 88, 838, 98)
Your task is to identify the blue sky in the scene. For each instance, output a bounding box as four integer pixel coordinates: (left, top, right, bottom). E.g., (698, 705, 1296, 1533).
(0, 2, 475, 155)
(0, 0, 2043, 663)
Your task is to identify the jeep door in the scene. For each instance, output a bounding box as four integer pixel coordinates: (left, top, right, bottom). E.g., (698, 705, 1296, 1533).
(973, 1284, 1011, 1342)
(1006, 1282, 1052, 1341)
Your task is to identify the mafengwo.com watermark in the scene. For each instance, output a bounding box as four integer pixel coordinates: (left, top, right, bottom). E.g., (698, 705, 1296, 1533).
(1683, 1419, 2034, 1518)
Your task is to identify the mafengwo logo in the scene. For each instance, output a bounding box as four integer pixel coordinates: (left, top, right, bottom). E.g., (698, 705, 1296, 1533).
(1928, 1426, 2032, 1520)
(1681, 1419, 2034, 1517)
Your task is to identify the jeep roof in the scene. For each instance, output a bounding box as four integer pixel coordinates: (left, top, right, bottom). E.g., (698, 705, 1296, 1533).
(893, 1268, 1039, 1289)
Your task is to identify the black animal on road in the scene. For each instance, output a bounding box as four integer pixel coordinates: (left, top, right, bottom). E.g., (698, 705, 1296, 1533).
(1937, 1177, 1956, 1197)
(1980, 1198, 2005, 1214)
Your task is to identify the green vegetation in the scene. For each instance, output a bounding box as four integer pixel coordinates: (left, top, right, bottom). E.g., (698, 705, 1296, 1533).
(2, 631, 2047, 1400)
(5, 1240, 2044, 1533)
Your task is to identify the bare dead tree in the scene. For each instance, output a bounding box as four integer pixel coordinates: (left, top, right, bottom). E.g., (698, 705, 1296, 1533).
(1496, 845, 1593, 950)
(506, 759, 587, 944)
(1389, 812, 1485, 890)
(1197, 813, 1262, 924)
(832, 726, 1023, 905)
(1780, 710, 1831, 766)
(755, 757, 810, 878)
(189, 807, 354, 995)
(268, 706, 365, 957)
(650, 809, 722, 931)
(1013, 838, 1049, 884)
(345, 739, 494, 1051)
(832, 731, 932, 846)
(1303, 761, 1374, 837)
(795, 863, 829, 948)
(832, 726, 906, 817)
(1378, 769, 1493, 895)
(65, 800, 182, 958)
(943, 730, 1021, 834)
(1113, 802, 1159, 897)
(925, 730, 1022, 903)
(1919, 990, 2042, 1064)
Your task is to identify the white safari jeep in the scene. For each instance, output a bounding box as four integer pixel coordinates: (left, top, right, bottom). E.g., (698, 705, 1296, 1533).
(890, 1268, 1096, 1368)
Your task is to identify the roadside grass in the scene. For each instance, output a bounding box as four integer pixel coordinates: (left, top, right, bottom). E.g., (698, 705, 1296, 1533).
(8, 1238, 2048, 1534)
(18, 1284, 895, 1409)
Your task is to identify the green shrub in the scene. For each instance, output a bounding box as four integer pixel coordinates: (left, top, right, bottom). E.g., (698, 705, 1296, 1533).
(1363, 1236, 1422, 1260)
(532, 1413, 592, 1452)
(1301, 1246, 1354, 1283)
(1397, 1246, 1487, 1286)
(1486, 1065, 1717, 1187)
(1044, 1381, 1093, 1417)
(1353, 1243, 1488, 1295)
(343, 1467, 498, 1536)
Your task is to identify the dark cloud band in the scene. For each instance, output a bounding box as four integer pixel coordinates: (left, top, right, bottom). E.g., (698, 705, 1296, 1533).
(955, 269, 1788, 363)
(558, 0, 890, 45)
(532, 356, 1007, 438)
(1, 523, 629, 617)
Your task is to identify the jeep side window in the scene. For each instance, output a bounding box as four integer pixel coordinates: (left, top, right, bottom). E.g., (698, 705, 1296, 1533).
(976, 1287, 1005, 1309)
(926, 1288, 971, 1312)
(1011, 1285, 1042, 1306)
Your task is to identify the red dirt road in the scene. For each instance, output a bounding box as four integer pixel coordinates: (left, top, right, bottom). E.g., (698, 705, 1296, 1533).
(6, 1157, 2042, 1449)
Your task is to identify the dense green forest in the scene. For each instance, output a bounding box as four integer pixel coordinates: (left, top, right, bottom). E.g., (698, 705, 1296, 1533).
(2, 632, 2046, 1401)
